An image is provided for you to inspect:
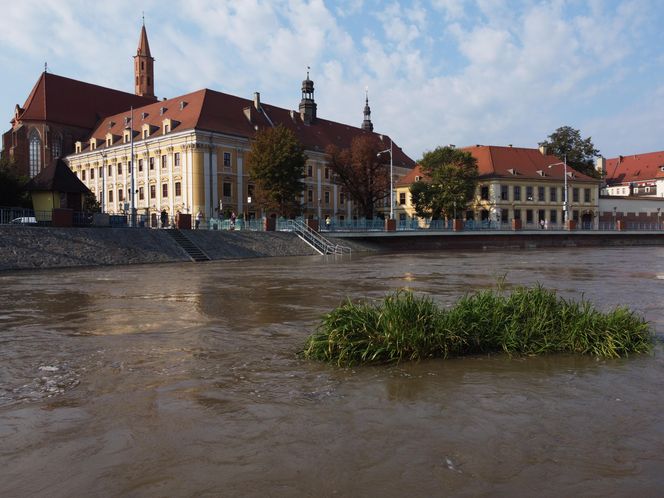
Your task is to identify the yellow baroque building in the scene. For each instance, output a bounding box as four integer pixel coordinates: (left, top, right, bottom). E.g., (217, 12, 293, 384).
(395, 145, 601, 228)
(66, 88, 413, 224)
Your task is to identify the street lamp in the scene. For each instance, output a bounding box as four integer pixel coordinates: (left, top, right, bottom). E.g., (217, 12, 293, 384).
(97, 150, 107, 213)
(548, 154, 568, 225)
(377, 138, 394, 219)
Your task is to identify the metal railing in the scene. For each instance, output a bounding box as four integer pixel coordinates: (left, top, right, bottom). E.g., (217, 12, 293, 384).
(2, 207, 663, 235)
(282, 219, 351, 255)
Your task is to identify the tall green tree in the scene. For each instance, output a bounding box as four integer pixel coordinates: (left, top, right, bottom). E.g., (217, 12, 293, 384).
(410, 146, 478, 220)
(538, 126, 600, 178)
(0, 157, 31, 207)
(247, 125, 306, 217)
(326, 135, 390, 219)
(83, 192, 101, 213)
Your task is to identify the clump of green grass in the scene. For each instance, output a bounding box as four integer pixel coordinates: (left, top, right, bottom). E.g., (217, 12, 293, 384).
(302, 287, 653, 366)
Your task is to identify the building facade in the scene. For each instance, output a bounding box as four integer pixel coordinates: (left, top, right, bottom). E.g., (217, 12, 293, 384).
(598, 152, 664, 198)
(56, 25, 414, 222)
(396, 145, 601, 228)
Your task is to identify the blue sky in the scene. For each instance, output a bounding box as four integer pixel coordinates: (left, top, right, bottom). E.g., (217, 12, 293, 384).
(1, 0, 663, 160)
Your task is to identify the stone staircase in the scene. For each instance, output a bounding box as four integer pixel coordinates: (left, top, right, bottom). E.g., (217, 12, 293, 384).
(166, 229, 211, 262)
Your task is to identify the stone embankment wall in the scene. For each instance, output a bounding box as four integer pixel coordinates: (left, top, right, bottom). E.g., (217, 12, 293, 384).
(0, 227, 320, 271)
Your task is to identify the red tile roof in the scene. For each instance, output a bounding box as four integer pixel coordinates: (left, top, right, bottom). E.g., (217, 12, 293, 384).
(397, 145, 598, 186)
(82, 88, 415, 168)
(17, 72, 156, 130)
(605, 151, 664, 184)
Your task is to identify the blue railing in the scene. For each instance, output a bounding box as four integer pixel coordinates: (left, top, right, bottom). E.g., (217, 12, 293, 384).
(2, 207, 663, 233)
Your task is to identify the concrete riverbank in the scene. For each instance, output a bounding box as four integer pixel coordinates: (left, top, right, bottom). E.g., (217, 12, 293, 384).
(332, 229, 664, 251)
(1, 226, 662, 272)
(0, 227, 326, 271)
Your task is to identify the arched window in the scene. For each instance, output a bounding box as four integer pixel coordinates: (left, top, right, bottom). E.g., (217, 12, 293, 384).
(29, 129, 41, 177)
(52, 133, 62, 159)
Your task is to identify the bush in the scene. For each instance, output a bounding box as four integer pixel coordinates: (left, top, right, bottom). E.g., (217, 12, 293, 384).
(302, 287, 653, 366)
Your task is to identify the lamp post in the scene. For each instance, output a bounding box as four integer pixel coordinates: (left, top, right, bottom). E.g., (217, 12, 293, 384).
(548, 154, 568, 225)
(377, 138, 394, 219)
(97, 151, 107, 213)
(128, 106, 136, 227)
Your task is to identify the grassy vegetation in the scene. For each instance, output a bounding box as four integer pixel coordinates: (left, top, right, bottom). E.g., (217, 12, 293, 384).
(302, 286, 653, 366)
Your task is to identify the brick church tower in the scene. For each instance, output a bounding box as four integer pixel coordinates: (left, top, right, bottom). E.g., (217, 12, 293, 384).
(134, 21, 155, 98)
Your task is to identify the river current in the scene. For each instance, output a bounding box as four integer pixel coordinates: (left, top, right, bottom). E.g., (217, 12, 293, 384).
(1, 247, 663, 497)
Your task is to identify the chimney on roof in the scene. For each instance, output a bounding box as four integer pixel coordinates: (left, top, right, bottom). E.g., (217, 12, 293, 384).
(539, 145, 547, 156)
(254, 92, 261, 110)
(596, 156, 606, 178)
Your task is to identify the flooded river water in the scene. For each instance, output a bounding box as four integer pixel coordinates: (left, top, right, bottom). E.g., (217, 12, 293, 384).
(1, 247, 663, 497)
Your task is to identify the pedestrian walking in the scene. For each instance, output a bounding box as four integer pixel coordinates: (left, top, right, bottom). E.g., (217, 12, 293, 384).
(195, 210, 203, 230)
(160, 209, 168, 229)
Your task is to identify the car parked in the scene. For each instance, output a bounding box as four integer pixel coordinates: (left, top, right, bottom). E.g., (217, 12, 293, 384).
(10, 217, 37, 225)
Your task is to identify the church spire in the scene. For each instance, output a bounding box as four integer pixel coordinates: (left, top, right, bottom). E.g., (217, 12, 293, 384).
(134, 20, 155, 98)
(361, 88, 374, 132)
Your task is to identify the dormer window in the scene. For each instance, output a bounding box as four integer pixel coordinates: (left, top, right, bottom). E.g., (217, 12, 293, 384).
(75, 141, 82, 153)
(536, 170, 545, 176)
(123, 130, 131, 143)
(108, 121, 115, 129)
(415, 176, 421, 182)
(124, 116, 131, 127)
(141, 112, 148, 120)
(162, 118, 176, 134)
(160, 107, 167, 116)
(179, 101, 187, 110)
(90, 138, 97, 151)
(507, 168, 516, 175)
(105, 133, 113, 147)
(142, 124, 151, 139)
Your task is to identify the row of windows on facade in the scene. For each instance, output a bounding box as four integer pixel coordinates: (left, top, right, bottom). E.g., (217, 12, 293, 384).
(76, 151, 238, 180)
(481, 185, 593, 203)
(397, 186, 594, 207)
(307, 165, 331, 179)
(103, 182, 182, 203)
(101, 183, 346, 208)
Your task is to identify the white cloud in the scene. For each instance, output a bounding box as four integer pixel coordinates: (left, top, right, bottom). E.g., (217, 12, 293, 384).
(0, 0, 660, 159)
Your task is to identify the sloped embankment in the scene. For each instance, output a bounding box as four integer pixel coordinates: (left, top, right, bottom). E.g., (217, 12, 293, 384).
(0, 227, 321, 271)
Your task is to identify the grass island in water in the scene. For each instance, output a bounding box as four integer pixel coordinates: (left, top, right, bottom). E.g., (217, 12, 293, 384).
(302, 286, 653, 366)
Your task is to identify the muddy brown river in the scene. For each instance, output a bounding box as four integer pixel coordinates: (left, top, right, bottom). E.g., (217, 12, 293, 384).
(1, 247, 663, 497)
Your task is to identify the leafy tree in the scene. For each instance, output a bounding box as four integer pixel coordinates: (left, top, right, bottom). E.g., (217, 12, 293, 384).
(538, 126, 600, 178)
(410, 146, 478, 220)
(247, 125, 307, 217)
(83, 192, 101, 213)
(326, 135, 390, 219)
(0, 157, 31, 207)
